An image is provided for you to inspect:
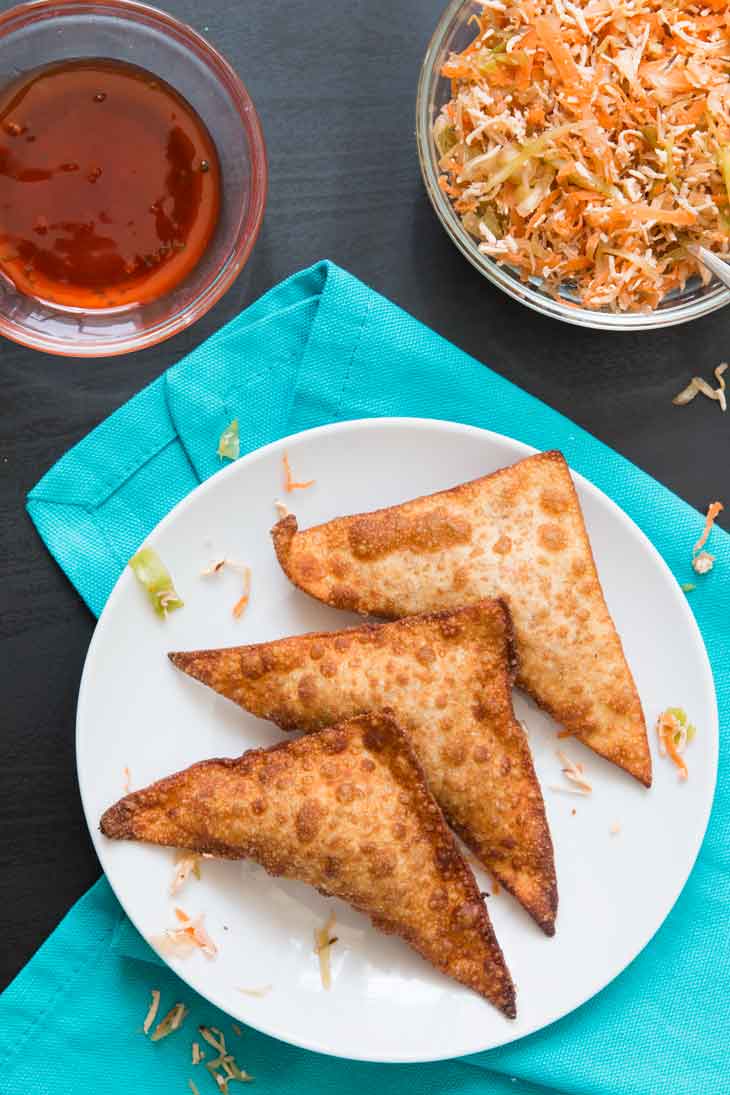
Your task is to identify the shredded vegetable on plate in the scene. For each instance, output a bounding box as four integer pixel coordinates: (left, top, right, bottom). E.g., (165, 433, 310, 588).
(170, 852, 202, 896)
(549, 750, 592, 795)
(435, 0, 730, 311)
(129, 547, 183, 618)
(201, 557, 252, 618)
(314, 912, 337, 990)
(155, 908, 218, 960)
(656, 707, 696, 779)
(283, 452, 315, 492)
(232, 566, 252, 619)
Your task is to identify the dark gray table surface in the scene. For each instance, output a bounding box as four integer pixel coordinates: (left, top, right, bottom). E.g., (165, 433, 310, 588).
(1, 0, 728, 989)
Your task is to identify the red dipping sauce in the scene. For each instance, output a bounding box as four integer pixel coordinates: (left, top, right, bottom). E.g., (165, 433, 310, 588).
(0, 58, 220, 309)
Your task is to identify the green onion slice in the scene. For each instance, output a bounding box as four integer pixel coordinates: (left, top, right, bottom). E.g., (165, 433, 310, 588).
(129, 547, 184, 618)
(217, 419, 240, 461)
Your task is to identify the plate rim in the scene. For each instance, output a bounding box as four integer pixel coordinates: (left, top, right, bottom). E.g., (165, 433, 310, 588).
(76, 416, 719, 1063)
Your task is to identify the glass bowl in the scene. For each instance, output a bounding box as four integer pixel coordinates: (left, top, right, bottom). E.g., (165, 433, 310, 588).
(416, 0, 730, 330)
(0, 0, 267, 356)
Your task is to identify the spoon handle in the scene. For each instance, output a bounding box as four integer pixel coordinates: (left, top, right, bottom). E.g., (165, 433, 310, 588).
(687, 244, 730, 291)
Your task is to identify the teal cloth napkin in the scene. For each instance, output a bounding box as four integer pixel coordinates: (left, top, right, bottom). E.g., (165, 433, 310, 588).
(5, 260, 728, 1095)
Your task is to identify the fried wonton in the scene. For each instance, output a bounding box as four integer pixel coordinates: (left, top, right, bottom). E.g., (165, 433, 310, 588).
(170, 601, 557, 933)
(271, 451, 651, 786)
(100, 713, 516, 1015)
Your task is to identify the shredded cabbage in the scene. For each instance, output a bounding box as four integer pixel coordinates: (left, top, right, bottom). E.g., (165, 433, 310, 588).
(434, 0, 730, 311)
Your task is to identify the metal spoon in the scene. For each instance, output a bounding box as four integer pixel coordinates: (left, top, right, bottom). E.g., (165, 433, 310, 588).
(686, 243, 730, 291)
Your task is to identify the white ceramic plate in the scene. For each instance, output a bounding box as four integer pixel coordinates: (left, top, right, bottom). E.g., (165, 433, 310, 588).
(77, 418, 718, 1063)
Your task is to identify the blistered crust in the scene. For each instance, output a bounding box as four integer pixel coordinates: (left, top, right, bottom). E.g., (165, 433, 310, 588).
(271, 451, 651, 786)
(170, 601, 557, 933)
(100, 714, 516, 1016)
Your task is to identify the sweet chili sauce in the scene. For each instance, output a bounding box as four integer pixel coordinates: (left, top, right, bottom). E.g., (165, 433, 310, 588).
(0, 58, 220, 310)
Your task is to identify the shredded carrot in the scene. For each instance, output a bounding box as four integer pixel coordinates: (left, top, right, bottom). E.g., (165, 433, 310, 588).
(156, 908, 218, 959)
(232, 565, 252, 619)
(283, 452, 315, 492)
(534, 15, 584, 88)
(526, 188, 559, 230)
(434, 0, 730, 311)
(693, 501, 724, 556)
(664, 733, 688, 780)
(589, 206, 698, 229)
(438, 174, 461, 198)
(656, 710, 691, 780)
(201, 557, 252, 618)
(232, 593, 249, 618)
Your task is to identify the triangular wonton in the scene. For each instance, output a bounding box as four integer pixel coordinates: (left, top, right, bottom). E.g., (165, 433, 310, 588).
(271, 451, 651, 786)
(170, 601, 557, 933)
(100, 714, 516, 1015)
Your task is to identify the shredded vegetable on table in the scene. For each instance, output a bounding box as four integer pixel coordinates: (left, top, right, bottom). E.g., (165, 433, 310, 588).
(150, 1002, 189, 1043)
(435, 0, 730, 311)
(693, 500, 724, 554)
(217, 419, 240, 462)
(142, 988, 161, 1035)
(198, 1026, 254, 1090)
(691, 499, 724, 573)
(673, 364, 728, 411)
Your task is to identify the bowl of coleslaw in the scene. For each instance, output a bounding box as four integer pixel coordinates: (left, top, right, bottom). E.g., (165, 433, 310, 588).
(416, 0, 730, 330)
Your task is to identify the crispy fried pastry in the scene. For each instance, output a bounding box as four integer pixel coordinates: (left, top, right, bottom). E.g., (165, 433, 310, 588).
(169, 601, 557, 933)
(271, 451, 651, 786)
(100, 714, 516, 1015)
